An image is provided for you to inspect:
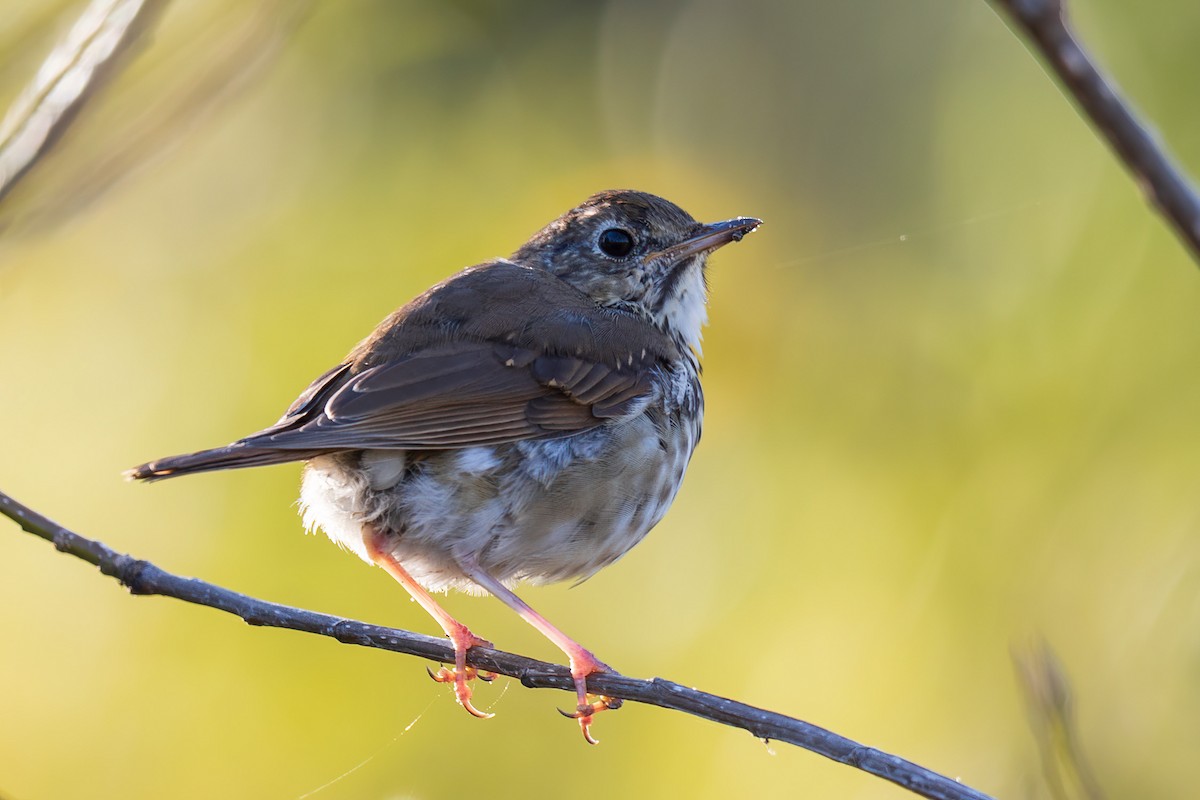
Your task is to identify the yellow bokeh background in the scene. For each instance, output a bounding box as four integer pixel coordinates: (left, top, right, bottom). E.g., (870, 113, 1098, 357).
(3, 2, 1200, 798)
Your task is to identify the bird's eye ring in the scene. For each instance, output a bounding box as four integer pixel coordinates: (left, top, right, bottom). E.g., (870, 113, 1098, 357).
(597, 228, 635, 258)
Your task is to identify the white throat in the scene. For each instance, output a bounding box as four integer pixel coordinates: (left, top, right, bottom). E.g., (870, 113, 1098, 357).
(661, 265, 709, 356)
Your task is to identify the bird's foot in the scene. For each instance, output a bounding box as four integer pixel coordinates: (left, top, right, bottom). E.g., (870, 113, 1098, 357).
(557, 650, 620, 745)
(428, 625, 496, 719)
(559, 694, 623, 745)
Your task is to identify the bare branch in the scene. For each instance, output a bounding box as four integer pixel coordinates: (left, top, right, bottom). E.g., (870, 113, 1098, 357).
(989, 0, 1200, 265)
(0, 0, 170, 205)
(1013, 639, 1105, 800)
(0, 1, 313, 237)
(0, 487, 994, 800)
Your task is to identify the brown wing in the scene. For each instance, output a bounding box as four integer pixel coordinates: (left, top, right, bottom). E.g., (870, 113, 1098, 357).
(234, 261, 681, 453)
(237, 343, 656, 451)
(227, 260, 676, 452)
(128, 261, 679, 479)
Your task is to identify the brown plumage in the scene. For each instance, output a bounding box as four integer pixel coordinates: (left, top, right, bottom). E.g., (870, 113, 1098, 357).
(130, 262, 677, 476)
(128, 190, 761, 743)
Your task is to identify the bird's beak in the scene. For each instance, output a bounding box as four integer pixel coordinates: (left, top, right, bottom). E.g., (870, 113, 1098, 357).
(648, 216, 763, 263)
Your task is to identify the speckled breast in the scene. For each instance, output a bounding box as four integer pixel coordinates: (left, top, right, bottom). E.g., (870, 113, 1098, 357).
(299, 361, 703, 593)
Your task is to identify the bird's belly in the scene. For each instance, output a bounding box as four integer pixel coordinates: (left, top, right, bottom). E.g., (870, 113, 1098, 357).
(298, 411, 699, 592)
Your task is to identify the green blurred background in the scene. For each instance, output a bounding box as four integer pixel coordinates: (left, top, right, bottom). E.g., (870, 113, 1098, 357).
(3, 1, 1200, 797)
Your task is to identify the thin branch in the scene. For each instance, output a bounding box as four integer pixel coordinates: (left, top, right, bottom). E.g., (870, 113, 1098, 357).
(1012, 639, 1105, 800)
(989, 0, 1200, 265)
(0, 0, 171, 205)
(0, 1, 312, 237)
(1, 488, 994, 800)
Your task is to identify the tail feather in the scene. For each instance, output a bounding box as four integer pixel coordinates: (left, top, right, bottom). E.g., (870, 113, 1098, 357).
(126, 444, 320, 482)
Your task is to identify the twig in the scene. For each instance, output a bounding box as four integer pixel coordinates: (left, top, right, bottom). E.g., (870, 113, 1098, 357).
(0, 488, 994, 800)
(0, 1, 312, 236)
(988, 0, 1200, 265)
(1012, 639, 1105, 800)
(0, 0, 171, 205)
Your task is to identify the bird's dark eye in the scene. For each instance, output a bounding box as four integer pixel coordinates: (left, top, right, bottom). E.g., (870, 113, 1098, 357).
(597, 228, 635, 258)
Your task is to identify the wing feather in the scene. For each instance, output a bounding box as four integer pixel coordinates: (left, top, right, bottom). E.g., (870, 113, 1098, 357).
(227, 261, 676, 453)
(238, 342, 656, 451)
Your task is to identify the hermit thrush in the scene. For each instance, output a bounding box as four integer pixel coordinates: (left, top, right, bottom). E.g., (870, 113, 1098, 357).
(129, 190, 760, 743)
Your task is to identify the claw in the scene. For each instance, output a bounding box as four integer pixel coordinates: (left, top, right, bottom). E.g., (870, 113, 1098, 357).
(556, 695, 621, 744)
(576, 704, 602, 745)
(459, 690, 494, 719)
(580, 716, 600, 745)
(426, 663, 491, 685)
(557, 696, 621, 718)
(428, 663, 494, 718)
(425, 659, 495, 718)
(556, 706, 602, 744)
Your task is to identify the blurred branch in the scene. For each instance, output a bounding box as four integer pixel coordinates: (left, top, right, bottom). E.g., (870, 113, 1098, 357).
(0, 1, 311, 236)
(1013, 639, 1105, 800)
(1, 487, 993, 800)
(989, 0, 1200, 265)
(0, 0, 170, 206)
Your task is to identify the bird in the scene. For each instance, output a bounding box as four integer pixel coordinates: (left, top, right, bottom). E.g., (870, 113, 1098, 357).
(128, 189, 761, 743)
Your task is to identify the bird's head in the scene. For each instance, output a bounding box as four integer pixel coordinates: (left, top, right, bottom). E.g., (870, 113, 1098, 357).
(511, 190, 761, 354)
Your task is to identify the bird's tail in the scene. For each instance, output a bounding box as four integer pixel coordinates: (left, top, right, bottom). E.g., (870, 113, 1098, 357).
(126, 444, 320, 482)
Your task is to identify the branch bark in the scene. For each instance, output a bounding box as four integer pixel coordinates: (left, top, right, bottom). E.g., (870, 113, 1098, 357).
(989, 0, 1200, 265)
(0, 488, 994, 800)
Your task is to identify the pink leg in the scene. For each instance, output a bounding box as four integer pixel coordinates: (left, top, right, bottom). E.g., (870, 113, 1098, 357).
(457, 557, 620, 744)
(363, 527, 495, 719)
